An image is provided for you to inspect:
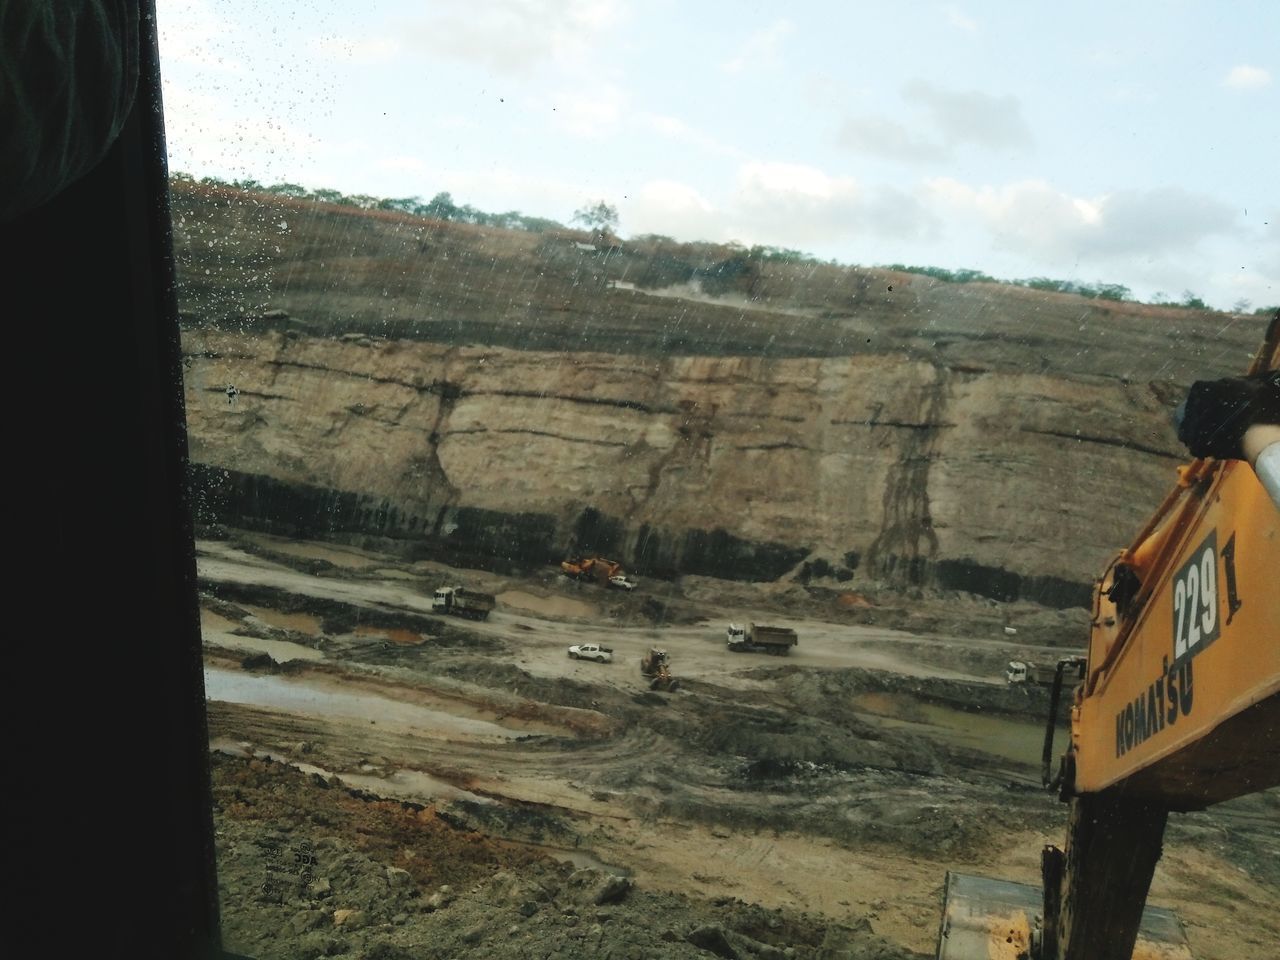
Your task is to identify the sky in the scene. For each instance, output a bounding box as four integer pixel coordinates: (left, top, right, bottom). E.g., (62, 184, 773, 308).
(156, 0, 1279, 310)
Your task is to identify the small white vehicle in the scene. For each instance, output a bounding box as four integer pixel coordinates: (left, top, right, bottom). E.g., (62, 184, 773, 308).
(608, 575, 637, 591)
(1005, 659, 1082, 687)
(1006, 660, 1056, 685)
(568, 643, 614, 663)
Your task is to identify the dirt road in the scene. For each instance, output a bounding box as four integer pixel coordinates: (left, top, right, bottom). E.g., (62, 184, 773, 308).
(196, 540, 1052, 689)
(196, 533, 1279, 960)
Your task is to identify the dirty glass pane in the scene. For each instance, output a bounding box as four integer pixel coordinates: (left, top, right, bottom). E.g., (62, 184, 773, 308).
(158, 3, 1279, 958)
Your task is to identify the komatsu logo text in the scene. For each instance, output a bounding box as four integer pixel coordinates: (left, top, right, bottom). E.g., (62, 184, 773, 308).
(1116, 657, 1194, 757)
(1115, 530, 1223, 758)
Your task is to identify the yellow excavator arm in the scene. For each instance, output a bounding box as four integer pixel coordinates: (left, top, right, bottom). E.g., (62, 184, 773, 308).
(1071, 454, 1279, 806)
(938, 318, 1279, 960)
(1042, 322, 1280, 960)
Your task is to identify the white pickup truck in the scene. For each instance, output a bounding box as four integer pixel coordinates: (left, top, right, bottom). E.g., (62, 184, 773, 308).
(568, 643, 613, 662)
(608, 575, 637, 591)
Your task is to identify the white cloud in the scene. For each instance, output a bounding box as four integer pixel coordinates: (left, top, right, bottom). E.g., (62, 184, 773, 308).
(157, 0, 244, 71)
(924, 178, 1239, 260)
(722, 19, 794, 74)
(738, 161, 852, 200)
(161, 82, 320, 181)
(625, 162, 937, 249)
(552, 85, 625, 137)
(641, 114, 743, 158)
(838, 115, 947, 163)
(942, 5, 978, 33)
(626, 181, 719, 239)
(377, 155, 426, 174)
(839, 80, 1031, 163)
(402, 0, 626, 77)
(902, 80, 1032, 149)
(733, 162, 935, 245)
(1220, 267, 1276, 305)
(1223, 64, 1272, 90)
(309, 35, 402, 64)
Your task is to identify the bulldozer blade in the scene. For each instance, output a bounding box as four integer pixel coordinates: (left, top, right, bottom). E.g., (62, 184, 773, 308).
(936, 873, 1191, 960)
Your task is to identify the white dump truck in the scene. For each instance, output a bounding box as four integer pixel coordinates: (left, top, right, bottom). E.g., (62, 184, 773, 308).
(1005, 659, 1062, 686)
(431, 586, 496, 621)
(726, 622, 797, 655)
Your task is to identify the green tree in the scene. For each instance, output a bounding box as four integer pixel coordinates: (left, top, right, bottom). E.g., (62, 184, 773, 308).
(423, 191, 458, 220)
(266, 182, 311, 199)
(571, 200, 619, 233)
(1095, 283, 1131, 302)
(378, 196, 422, 214)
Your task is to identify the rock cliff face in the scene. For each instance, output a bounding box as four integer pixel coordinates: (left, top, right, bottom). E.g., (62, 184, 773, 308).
(183, 329, 1197, 606)
(173, 183, 1270, 605)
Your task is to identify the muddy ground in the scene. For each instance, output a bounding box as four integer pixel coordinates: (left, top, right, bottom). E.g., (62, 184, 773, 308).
(200, 530, 1279, 960)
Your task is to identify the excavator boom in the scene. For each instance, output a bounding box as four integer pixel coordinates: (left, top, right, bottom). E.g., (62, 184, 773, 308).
(1073, 455, 1280, 807)
(937, 319, 1279, 960)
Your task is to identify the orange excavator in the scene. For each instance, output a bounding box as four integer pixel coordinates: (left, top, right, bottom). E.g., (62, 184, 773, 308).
(938, 319, 1280, 960)
(561, 555, 626, 584)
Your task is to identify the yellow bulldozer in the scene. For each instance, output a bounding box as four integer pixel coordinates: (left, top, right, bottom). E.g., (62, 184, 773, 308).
(641, 647, 680, 692)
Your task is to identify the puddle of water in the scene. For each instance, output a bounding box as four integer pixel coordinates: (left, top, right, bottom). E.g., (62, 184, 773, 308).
(204, 667, 527, 740)
(242, 604, 323, 635)
(542, 849, 627, 880)
(856, 694, 1062, 766)
(209, 740, 491, 804)
(201, 609, 241, 634)
(201, 630, 325, 662)
(498, 590, 597, 620)
(211, 740, 628, 879)
(354, 625, 424, 645)
(249, 537, 383, 569)
(911, 702, 1064, 765)
(372, 568, 420, 581)
(851, 692, 920, 720)
(210, 739, 331, 778)
(341, 769, 495, 805)
(534, 844, 632, 877)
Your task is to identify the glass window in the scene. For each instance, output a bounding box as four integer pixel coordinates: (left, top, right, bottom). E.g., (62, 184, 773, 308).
(158, 3, 1279, 958)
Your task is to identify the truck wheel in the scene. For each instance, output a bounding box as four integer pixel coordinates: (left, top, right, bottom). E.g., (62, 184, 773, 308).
(570, 652, 578, 659)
